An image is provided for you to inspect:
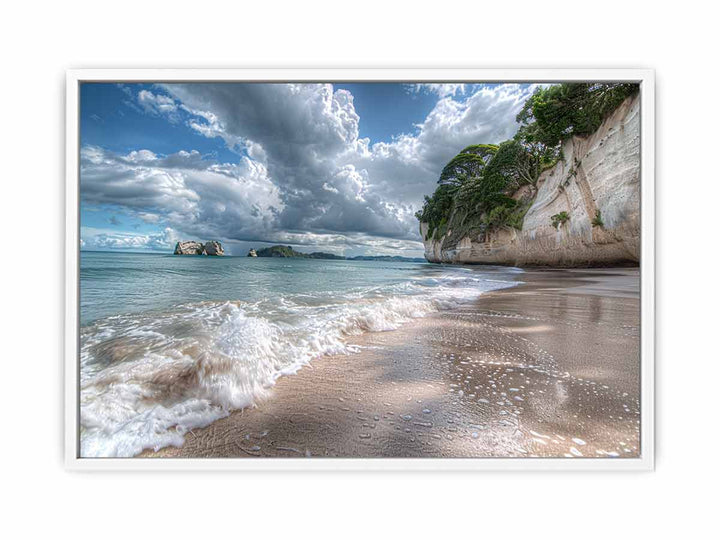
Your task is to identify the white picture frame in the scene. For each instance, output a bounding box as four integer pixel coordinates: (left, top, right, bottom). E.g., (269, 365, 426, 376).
(65, 68, 655, 471)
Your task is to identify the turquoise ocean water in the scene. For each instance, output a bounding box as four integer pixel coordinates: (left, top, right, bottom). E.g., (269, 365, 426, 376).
(79, 251, 521, 457)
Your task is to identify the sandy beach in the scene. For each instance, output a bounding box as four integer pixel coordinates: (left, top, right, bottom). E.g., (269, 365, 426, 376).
(142, 267, 640, 459)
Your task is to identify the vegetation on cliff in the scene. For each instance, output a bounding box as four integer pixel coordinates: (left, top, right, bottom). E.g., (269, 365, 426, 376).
(416, 83, 638, 242)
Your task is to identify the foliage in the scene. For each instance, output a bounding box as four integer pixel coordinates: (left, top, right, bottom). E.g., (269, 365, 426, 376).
(516, 83, 638, 150)
(505, 202, 531, 230)
(417, 141, 537, 239)
(551, 211, 570, 229)
(255, 245, 305, 257)
(482, 140, 543, 191)
(254, 245, 347, 259)
(415, 183, 457, 240)
(438, 144, 498, 187)
(416, 82, 638, 239)
(591, 210, 604, 227)
(307, 252, 344, 259)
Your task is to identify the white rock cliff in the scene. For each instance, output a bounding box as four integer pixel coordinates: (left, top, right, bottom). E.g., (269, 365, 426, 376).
(421, 95, 640, 266)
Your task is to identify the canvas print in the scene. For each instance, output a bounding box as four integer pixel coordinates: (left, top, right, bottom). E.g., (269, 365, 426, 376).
(78, 81, 642, 459)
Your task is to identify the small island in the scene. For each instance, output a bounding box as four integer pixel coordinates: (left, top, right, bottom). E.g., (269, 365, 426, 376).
(251, 245, 345, 259)
(246, 245, 424, 262)
(173, 241, 224, 256)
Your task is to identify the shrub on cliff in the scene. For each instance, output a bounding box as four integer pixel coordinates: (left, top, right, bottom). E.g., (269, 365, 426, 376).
(551, 211, 570, 229)
(438, 144, 498, 187)
(416, 140, 539, 239)
(416, 184, 457, 240)
(516, 83, 638, 152)
(416, 82, 639, 239)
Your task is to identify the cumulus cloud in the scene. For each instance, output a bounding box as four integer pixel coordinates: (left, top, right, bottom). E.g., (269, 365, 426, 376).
(162, 83, 533, 237)
(355, 84, 535, 205)
(405, 83, 469, 98)
(137, 90, 180, 122)
(80, 146, 283, 244)
(82, 227, 179, 251)
(161, 83, 418, 241)
(84, 83, 537, 254)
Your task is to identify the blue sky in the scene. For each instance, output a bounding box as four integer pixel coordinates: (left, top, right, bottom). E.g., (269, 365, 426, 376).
(80, 82, 539, 256)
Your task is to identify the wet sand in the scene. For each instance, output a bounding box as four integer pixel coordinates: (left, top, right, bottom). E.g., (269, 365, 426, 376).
(142, 267, 640, 459)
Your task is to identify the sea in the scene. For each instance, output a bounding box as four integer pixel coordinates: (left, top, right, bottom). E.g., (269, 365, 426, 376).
(79, 251, 522, 457)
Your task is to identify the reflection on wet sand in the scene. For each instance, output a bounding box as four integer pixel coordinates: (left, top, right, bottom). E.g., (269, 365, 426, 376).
(144, 268, 640, 459)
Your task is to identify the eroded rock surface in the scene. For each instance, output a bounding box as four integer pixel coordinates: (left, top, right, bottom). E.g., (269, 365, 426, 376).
(173, 241, 224, 256)
(174, 241, 205, 255)
(204, 241, 224, 256)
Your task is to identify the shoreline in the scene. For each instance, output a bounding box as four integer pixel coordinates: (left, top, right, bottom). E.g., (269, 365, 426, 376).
(140, 267, 640, 459)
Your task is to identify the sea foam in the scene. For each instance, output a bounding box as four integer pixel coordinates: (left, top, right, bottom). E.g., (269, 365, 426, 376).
(79, 268, 519, 457)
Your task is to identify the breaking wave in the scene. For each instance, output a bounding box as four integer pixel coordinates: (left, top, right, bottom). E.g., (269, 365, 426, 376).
(79, 269, 519, 457)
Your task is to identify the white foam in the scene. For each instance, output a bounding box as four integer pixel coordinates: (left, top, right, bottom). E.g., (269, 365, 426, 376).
(80, 269, 519, 457)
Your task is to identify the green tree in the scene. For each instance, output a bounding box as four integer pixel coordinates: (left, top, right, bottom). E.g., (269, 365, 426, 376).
(482, 139, 542, 191)
(438, 144, 497, 187)
(517, 83, 638, 149)
(415, 183, 457, 240)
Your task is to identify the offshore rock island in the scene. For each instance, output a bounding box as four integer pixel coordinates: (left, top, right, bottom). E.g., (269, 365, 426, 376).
(247, 245, 425, 262)
(173, 240, 225, 256)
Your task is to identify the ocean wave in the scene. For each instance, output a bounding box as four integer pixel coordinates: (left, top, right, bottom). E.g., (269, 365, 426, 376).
(79, 271, 519, 457)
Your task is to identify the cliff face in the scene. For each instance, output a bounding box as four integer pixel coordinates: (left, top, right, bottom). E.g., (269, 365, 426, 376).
(421, 95, 640, 266)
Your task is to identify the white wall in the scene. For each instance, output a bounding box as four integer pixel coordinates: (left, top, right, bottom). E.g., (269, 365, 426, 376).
(1, 1, 715, 538)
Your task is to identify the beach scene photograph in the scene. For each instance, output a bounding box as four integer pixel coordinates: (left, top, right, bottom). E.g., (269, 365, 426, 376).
(78, 80, 642, 460)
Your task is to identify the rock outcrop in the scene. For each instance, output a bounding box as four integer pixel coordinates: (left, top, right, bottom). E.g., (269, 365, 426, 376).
(247, 249, 258, 257)
(173, 241, 225, 256)
(174, 241, 205, 255)
(204, 241, 224, 256)
(421, 95, 640, 267)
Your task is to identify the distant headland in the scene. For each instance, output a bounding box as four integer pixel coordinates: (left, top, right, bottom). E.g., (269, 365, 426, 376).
(174, 241, 224, 256)
(247, 245, 424, 262)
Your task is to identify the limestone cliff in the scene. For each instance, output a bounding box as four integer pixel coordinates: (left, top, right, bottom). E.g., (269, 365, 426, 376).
(421, 95, 640, 266)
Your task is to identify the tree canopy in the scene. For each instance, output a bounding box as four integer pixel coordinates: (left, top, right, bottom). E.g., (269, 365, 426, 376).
(438, 144, 498, 187)
(416, 82, 639, 240)
(516, 83, 638, 149)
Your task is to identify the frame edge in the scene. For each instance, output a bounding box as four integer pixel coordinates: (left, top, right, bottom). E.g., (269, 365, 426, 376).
(64, 68, 656, 471)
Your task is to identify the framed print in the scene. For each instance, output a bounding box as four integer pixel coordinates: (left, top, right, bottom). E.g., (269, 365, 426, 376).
(65, 69, 654, 470)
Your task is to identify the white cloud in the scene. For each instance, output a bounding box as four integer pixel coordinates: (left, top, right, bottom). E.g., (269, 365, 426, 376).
(137, 90, 180, 122)
(80, 146, 283, 244)
(405, 83, 468, 98)
(351, 84, 536, 206)
(81, 227, 179, 251)
(159, 83, 534, 242)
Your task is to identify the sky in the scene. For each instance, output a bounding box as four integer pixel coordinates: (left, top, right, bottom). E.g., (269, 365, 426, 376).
(80, 82, 542, 257)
